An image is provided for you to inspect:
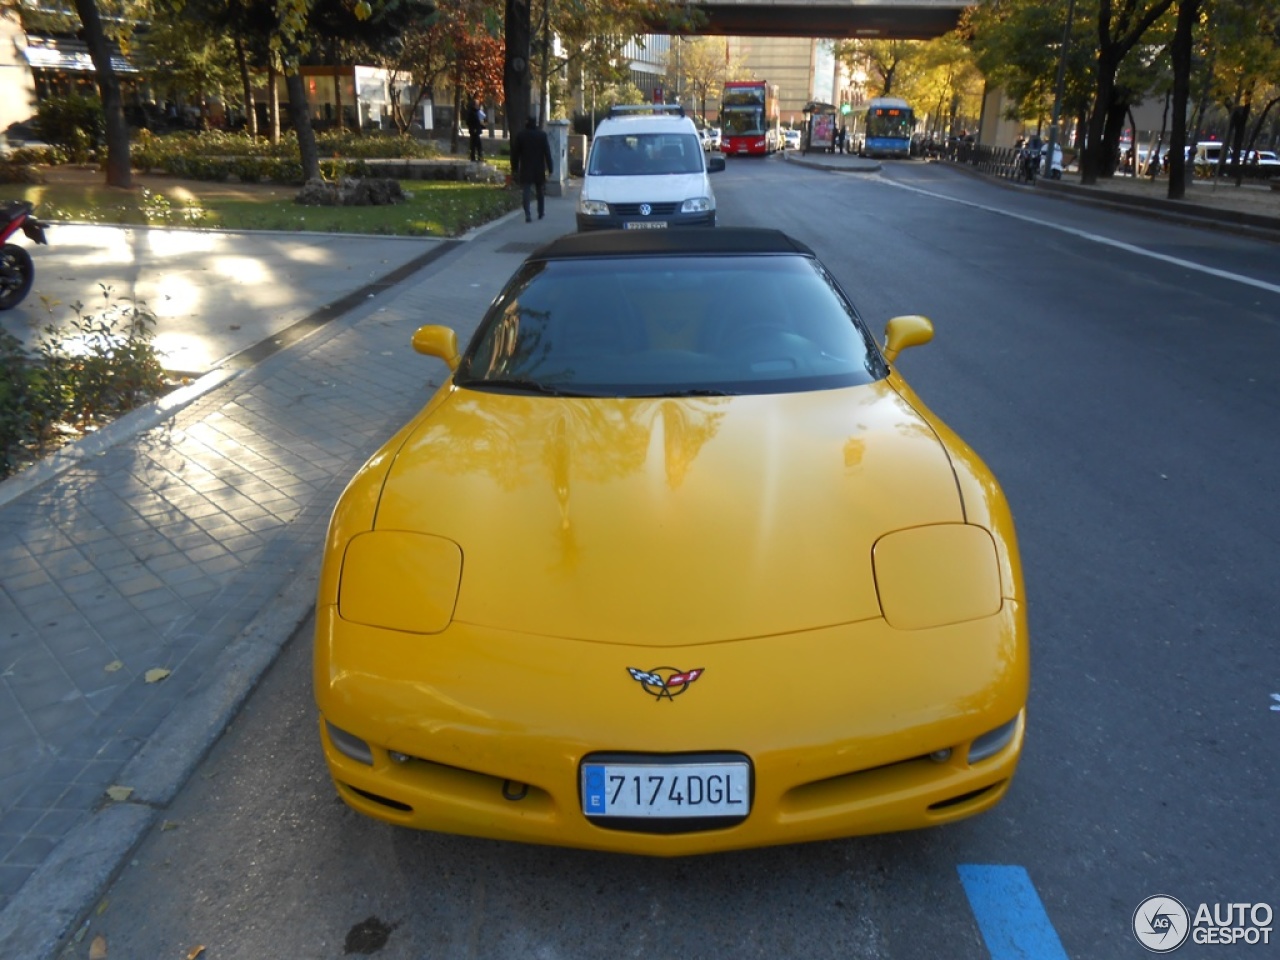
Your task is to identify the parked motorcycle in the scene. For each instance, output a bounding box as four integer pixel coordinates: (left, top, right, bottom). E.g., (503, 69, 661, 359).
(1016, 142, 1040, 184)
(0, 200, 48, 310)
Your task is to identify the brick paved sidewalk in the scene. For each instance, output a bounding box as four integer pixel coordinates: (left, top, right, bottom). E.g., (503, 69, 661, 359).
(0, 193, 576, 956)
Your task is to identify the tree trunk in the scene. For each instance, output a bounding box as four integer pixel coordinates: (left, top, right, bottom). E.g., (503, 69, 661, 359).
(538, 0, 550, 123)
(1167, 0, 1200, 199)
(332, 39, 345, 133)
(286, 72, 323, 181)
(1229, 100, 1250, 187)
(72, 0, 131, 187)
(1081, 0, 1177, 185)
(1245, 96, 1279, 155)
(505, 0, 532, 136)
(236, 35, 258, 137)
(1081, 50, 1119, 185)
(452, 62, 462, 154)
(269, 60, 281, 144)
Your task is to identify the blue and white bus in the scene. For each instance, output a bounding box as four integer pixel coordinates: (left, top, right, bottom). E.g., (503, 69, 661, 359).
(862, 97, 914, 159)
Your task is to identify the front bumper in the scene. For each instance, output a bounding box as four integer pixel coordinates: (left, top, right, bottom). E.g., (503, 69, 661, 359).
(314, 603, 1027, 856)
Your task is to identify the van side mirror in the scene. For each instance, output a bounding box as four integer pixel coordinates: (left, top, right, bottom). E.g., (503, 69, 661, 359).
(708, 155, 726, 173)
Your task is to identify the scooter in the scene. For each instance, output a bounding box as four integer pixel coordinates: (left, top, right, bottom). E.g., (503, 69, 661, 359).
(0, 200, 48, 310)
(1040, 143, 1065, 180)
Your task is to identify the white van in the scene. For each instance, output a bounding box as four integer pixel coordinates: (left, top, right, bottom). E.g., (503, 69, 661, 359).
(576, 105, 726, 231)
(1194, 141, 1227, 170)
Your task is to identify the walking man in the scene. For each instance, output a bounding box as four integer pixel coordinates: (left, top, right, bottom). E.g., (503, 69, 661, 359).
(465, 97, 484, 162)
(512, 116, 553, 222)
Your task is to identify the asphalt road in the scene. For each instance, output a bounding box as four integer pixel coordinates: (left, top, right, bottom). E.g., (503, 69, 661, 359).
(54, 159, 1280, 959)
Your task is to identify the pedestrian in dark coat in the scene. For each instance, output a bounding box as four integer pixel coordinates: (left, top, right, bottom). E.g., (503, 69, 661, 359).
(465, 97, 484, 162)
(511, 117, 553, 221)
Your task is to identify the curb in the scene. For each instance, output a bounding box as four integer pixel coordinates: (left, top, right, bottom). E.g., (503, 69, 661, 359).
(782, 153, 881, 175)
(0, 367, 239, 511)
(0, 555, 321, 960)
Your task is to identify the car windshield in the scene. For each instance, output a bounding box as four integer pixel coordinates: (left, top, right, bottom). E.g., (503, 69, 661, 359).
(454, 255, 885, 396)
(587, 133, 705, 175)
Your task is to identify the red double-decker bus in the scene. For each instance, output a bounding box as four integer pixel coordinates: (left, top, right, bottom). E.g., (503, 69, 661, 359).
(720, 80, 780, 156)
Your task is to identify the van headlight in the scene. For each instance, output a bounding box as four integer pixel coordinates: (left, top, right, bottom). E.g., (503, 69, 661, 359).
(578, 197, 609, 216)
(681, 197, 713, 213)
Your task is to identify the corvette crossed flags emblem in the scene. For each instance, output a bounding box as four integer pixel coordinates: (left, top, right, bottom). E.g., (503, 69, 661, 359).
(627, 666, 704, 701)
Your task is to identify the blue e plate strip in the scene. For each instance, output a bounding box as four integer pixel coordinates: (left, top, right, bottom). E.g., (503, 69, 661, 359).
(958, 865, 1070, 960)
(583, 765, 606, 814)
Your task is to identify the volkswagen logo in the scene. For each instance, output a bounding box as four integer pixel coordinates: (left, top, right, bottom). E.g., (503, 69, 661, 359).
(639, 203, 652, 216)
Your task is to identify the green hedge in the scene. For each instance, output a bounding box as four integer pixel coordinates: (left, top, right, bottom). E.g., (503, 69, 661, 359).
(0, 297, 167, 479)
(37, 95, 105, 163)
(129, 129, 438, 184)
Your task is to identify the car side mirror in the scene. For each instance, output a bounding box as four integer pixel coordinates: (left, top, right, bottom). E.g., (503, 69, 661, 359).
(882, 315, 933, 363)
(412, 325, 460, 370)
(708, 156, 726, 173)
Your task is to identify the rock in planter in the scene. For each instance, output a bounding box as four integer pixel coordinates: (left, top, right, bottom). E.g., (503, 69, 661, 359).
(295, 176, 407, 206)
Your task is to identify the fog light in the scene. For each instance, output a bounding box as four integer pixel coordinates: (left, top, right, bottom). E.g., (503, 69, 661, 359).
(389, 751, 410, 764)
(968, 716, 1019, 764)
(929, 748, 952, 763)
(326, 720, 373, 766)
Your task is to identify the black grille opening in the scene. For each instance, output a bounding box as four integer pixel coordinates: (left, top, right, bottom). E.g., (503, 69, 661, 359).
(928, 783, 1000, 811)
(347, 784, 413, 812)
(611, 202, 681, 216)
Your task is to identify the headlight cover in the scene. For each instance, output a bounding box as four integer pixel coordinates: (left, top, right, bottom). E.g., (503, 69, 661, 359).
(681, 197, 713, 213)
(872, 524, 1002, 630)
(578, 197, 610, 216)
(338, 531, 462, 634)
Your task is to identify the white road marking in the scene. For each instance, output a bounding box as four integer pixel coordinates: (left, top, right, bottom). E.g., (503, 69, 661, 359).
(878, 176, 1280, 298)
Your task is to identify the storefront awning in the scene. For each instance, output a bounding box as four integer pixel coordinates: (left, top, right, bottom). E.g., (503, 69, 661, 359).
(19, 35, 137, 75)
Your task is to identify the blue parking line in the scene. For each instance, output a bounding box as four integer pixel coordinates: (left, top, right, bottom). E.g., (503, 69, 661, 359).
(958, 865, 1070, 960)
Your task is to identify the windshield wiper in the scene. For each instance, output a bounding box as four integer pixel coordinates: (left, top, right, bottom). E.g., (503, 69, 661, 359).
(635, 388, 734, 398)
(458, 376, 589, 397)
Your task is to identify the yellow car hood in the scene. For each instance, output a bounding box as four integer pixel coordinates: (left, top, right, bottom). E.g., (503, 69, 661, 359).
(374, 382, 963, 646)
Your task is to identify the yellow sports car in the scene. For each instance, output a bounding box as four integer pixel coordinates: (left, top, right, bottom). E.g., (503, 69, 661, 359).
(314, 229, 1028, 856)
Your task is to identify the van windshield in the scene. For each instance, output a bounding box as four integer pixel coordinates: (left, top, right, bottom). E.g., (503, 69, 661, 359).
(588, 134, 705, 176)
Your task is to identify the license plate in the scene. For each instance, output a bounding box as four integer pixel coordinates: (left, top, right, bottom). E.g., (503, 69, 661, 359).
(581, 761, 750, 818)
(623, 221, 668, 230)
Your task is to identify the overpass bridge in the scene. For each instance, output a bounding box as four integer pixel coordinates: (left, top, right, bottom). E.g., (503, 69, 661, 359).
(658, 0, 970, 41)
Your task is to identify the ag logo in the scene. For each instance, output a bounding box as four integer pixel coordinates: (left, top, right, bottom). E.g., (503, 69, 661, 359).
(627, 666, 703, 701)
(1133, 895, 1190, 953)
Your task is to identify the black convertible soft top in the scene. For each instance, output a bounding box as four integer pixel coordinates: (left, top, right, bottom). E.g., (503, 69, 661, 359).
(530, 228, 817, 260)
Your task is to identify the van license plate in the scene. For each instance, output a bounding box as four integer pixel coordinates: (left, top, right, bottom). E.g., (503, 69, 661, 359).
(623, 221, 667, 230)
